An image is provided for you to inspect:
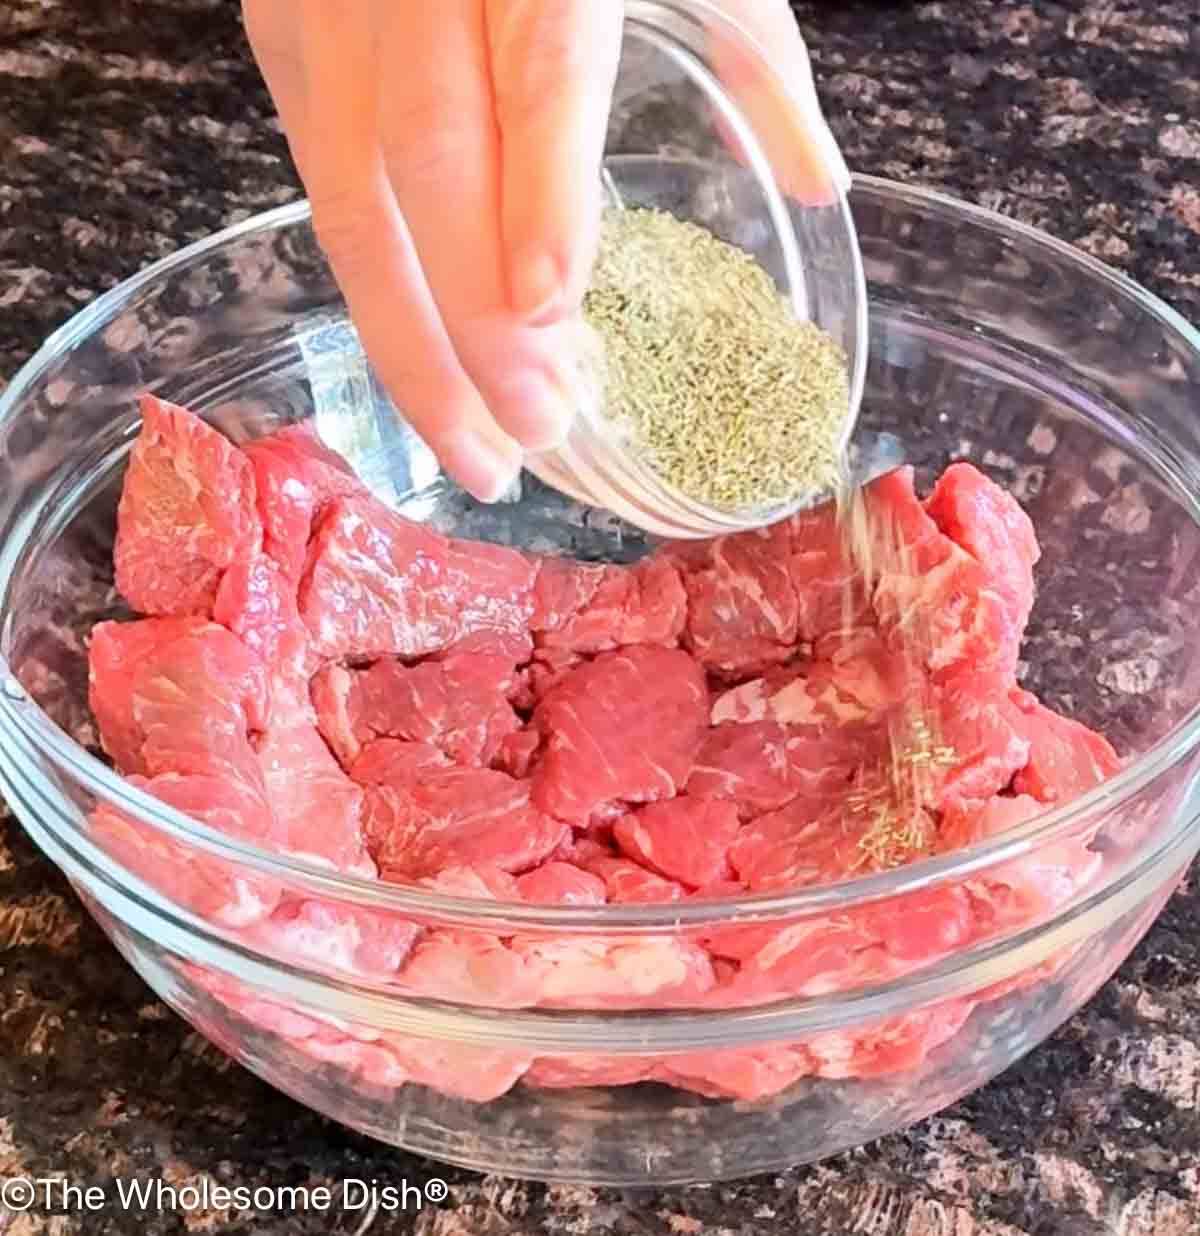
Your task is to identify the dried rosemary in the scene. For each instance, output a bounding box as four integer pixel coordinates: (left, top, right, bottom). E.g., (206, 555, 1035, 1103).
(582, 207, 851, 513)
(847, 709, 958, 872)
(840, 484, 958, 872)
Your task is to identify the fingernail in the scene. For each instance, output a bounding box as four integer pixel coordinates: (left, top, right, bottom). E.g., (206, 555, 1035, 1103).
(510, 250, 565, 323)
(442, 423, 523, 504)
(494, 367, 575, 451)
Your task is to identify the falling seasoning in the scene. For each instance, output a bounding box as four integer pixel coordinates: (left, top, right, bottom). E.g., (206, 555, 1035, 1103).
(840, 485, 959, 872)
(582, 207, 851, 514)
(847, 709, 959, 871)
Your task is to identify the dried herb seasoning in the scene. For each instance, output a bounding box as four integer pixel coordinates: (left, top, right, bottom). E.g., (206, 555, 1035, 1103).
(582, 207, 851, 514)
(840, 486, 959, 872)
(848, 709, 958, 871)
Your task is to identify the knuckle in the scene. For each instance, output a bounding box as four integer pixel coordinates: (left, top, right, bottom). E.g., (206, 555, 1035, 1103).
(378, 76, 484, 194)
(493, 0, 591, 127)
(380, 93, 479, 193)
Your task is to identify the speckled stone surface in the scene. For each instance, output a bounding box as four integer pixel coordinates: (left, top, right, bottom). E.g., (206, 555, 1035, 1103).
(2, 1, 1200, 1233)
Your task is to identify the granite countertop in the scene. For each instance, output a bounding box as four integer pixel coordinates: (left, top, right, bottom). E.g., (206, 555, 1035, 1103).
(2, 1, 1200, 1233)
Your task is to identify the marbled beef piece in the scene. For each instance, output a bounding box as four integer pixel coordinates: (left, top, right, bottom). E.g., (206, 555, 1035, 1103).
(352, 738, 567, 880)
(299, 495, 538, 660)
(89, 615, 375, 925)
(114, 395, 261, 617)
(311, 651, 523, 768)
(213, 551, 314, 715)
(254, 720, 375, 878)
(1008, 688, 1122, 803)
(89, 617, 269, 782)
(613, 797, 742, 888)
(667, 522, 803, 677)
(240, 898, 420, 981)
(243, 422, 363, 581)
(925, 460, 1040, 632)
(529, 645, 708, 822)
(531, 556, 687, 653)
(687, 720, 875, 819)
(865, 467, 1035, 684)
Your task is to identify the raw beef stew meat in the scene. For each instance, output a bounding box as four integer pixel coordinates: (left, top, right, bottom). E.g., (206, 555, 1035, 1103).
(86, 398, 1120, 1102)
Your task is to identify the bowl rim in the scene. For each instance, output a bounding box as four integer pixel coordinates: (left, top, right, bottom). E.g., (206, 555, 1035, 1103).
(2, 175, 1200, 932)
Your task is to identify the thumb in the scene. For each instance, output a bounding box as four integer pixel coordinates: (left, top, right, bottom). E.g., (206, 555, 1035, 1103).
(709, 0, 850, 206)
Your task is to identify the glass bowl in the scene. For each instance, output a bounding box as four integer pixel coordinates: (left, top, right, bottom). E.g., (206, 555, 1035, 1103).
(2, 173, 1200, 1185)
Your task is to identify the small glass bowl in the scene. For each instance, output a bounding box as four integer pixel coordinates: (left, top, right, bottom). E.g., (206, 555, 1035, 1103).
(519, 0, 867, 538)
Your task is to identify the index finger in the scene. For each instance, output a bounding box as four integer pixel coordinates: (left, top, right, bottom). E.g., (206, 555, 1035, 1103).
(244, 0, 523, 501)
(487, 0, 623, 324)
(374, 0, 580, 452)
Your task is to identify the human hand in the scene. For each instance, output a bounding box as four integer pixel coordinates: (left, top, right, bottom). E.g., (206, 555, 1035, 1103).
(243, 1, 848, 502)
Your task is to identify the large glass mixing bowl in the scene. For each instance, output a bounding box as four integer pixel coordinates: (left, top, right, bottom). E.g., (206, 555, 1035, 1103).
(1, 174, 1199, 1184)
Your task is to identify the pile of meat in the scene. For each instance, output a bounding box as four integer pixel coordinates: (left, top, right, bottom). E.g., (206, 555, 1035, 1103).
(86, 396, 1120, 1102)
